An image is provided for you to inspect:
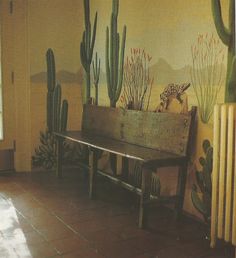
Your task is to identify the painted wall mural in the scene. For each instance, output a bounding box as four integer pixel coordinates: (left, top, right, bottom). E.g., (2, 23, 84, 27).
(29, 0, 229, 125)
(87, 0, 228, 123)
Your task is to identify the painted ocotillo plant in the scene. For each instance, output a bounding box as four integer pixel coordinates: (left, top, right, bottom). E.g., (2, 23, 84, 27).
(211, 0, 235, 102)
(92, 52, 101, 106)
(190, 34, 224, 123)
(80, 0, 98, 104)
(106, 0, 127, 108)
(122, 48, 153, 111)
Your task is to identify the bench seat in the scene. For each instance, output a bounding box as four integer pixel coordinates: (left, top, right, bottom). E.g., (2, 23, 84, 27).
(55, 130, 186, 166)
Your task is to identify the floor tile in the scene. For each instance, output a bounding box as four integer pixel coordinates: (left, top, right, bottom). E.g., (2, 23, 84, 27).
(50, 236, 89, 255)
(37, 224, 76, 241)
(84, 229, 121, 246)
(96, 240, 141, 258)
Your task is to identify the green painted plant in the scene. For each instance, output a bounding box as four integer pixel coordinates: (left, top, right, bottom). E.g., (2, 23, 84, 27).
(33, 131, 55, 169)
(191, 139, 213, 224)
(32, 49, 69, 170)
(32, 84, 69, 169)
(80, 0, 97, 104)
(92, 52, 101, 106)
(52, 84, 68, 133)
(105, 0, 127, 174)
(212, 0, 235, 102)
(46, 48, 56, 132)
(106, 0, 127, 108)
(190, 34, 224, 123)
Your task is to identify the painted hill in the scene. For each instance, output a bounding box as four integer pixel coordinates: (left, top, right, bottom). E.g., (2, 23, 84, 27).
(150, 58, 226, 86)
(97, 58, 192, 85)
(31, 59, 226, 88)
(31, 67, 83, 84)
(150, 58, 191, 85)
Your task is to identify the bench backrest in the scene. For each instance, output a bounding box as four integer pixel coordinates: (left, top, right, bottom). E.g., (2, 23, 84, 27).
(82, 104, 196, 156)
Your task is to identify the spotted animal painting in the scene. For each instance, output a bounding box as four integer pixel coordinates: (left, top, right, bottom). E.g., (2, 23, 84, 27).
(156, 83, 191, 112)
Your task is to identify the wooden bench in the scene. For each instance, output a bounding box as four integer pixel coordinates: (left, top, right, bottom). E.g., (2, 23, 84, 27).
(54, 104, 196, 228)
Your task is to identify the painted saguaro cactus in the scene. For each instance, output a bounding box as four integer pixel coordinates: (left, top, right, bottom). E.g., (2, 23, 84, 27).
(106, 0, 127, 107)
(46, 48, 56, 132)
(52, 84, 68, 133)
(32, 49, 69, 170)
(211, 0, 236, 102)
(80, 0, 98, 104)
(92, 52, 101, 105)
(46, 49, 68, 133)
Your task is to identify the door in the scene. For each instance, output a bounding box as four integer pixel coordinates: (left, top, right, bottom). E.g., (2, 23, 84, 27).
(0, 0, 15, 172)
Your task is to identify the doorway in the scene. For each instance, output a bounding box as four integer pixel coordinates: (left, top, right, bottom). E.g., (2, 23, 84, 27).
(0, 1, 15, 172)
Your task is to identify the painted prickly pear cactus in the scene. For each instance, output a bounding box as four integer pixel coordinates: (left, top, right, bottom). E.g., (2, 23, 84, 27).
(106, 0, 127, 108)
(211, 0, 236, 102)
(80, 0, 98, 104)
(191, 139, 213, 224)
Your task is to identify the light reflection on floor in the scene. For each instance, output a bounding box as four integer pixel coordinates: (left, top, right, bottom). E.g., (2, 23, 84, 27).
(0, 196, 32, 258)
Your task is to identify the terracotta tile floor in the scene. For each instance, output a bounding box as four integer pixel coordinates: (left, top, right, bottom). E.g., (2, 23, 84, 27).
(0, 168, 234, 258)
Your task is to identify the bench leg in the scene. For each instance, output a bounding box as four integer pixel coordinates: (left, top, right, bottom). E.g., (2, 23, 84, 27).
(139, 166, 152, 229)
(110, 153, 117, 175)
(89, 149, 98, 200)
(175, 163, 188, 219)
(56, 137, 63, 178)
(122, 157, 129, 182)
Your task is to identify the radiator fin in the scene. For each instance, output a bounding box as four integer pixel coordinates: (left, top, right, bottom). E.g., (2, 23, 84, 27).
(211, 104, 236, 248)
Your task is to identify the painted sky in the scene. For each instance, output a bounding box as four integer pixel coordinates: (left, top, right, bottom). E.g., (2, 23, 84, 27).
(29, 0, 229, 75)
(29, 0, 83, 75)
(92, 0, 229, 69)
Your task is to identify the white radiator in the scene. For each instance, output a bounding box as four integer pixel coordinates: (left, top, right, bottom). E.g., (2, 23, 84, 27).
(211, 104, 236, 253)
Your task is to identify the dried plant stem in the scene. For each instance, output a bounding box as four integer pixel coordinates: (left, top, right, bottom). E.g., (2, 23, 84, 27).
(122, 48, 153, 111)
